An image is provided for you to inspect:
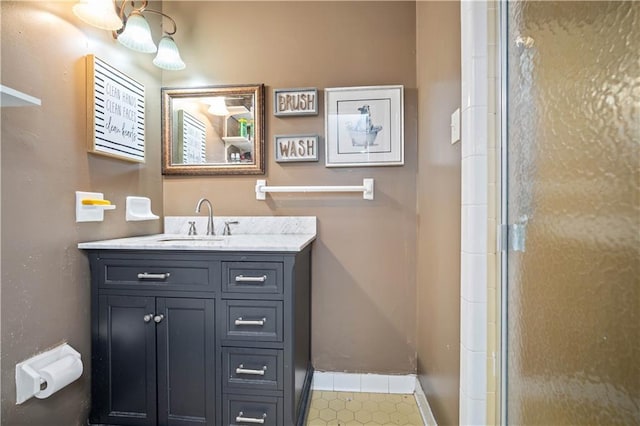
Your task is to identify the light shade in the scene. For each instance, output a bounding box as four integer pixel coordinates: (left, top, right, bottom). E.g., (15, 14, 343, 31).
(208, 97, 229, 116)
(152, 36, 186, 70)
(117, 11, 157, 53)
(73, 0, 122, 31)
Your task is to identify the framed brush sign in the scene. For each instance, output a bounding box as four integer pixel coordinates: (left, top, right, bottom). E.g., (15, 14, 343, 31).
(274, 88, 318, 116)
(325, 85, 404, 167)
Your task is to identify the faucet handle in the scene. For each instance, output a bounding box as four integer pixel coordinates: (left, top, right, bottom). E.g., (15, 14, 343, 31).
(188, 221, 197, 235)
(223, 221, 239, 236)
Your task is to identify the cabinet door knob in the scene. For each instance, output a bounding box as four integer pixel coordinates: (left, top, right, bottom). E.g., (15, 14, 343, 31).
(143, 313, 154, 323)
(153, 314, 164, 323)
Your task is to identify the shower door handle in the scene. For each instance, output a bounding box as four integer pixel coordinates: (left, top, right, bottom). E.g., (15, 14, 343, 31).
(502, 215, 528, 252)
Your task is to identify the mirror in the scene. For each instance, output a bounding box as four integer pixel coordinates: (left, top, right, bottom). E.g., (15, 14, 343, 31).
(161, 84, 265, 175)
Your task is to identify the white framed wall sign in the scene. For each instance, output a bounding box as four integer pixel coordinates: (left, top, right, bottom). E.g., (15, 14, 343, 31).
(274, 88, 318, 116)
(177, 110, 206, 164)
(275, 134, 319, 162)
(325, 85, 404, 167)
(86, 55, 145, 163)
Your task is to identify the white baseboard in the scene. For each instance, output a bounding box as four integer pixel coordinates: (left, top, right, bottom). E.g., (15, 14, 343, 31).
(414, 377, 438, 426)
(311, 371, 416, 394)
(310, 372, 437, 425)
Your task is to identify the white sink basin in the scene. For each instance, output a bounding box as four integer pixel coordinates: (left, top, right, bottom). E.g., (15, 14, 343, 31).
(155, 236, 226, 242)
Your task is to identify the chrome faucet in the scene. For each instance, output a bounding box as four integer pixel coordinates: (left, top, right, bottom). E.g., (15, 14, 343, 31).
(195, 198, 215, 235)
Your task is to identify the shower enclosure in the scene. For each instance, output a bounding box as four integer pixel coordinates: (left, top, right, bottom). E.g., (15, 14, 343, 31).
(503, 1, 639, 424)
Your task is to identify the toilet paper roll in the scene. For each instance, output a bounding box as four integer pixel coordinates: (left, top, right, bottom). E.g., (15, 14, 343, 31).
(35, 355, 83, 399)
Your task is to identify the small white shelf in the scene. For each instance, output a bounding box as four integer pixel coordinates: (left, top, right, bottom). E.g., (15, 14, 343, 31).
(222, 136, 253, 163)
(222, 136, 252, 151)
(1, 85, 41, 107)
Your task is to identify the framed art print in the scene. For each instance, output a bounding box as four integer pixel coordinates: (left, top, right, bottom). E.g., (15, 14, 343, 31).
(325, 85, 404, 167)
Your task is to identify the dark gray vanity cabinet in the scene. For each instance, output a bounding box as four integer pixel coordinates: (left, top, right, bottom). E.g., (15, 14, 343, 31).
(219, 253, 313, 426)
(93, 295, 215, 426)
(86, 247, 312, 426)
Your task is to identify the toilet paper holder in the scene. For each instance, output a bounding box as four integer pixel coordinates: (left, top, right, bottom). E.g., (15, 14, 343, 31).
(15, 343, 82, 404)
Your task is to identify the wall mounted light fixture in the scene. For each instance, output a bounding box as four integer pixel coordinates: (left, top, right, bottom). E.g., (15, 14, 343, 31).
(207, 97, 230, 116)
(73, 0, 185, 70)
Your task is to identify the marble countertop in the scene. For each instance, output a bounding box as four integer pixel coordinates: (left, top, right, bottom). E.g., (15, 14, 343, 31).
(78, 216, 316, 252)
(77, 233, 315, 252)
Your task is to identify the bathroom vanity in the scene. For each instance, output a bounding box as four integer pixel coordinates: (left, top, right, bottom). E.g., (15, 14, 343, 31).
(79, 217, 315, 426)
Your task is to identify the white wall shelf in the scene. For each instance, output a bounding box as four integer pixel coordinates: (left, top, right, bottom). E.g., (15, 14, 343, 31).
(1, 84, 41, 107)
(222, 136, 252, 151)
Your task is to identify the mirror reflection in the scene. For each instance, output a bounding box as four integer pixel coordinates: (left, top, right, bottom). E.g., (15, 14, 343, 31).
(162, 84, 265, 175)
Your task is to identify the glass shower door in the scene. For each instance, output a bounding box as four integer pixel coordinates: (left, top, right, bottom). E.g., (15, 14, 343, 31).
(504, 1, 639, 424)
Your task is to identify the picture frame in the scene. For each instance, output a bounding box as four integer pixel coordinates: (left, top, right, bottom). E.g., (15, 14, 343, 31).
(325, 85, 404, 167)
(86, 55, 145, 163)
(274, 134, 319, 162)
(274, 88, 318, 116)
(176, 110, 206, 164)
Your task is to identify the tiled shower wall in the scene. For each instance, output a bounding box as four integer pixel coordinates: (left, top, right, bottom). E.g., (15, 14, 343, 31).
(460, 1, 499, 424)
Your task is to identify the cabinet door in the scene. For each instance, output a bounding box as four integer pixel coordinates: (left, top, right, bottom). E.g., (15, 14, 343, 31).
(93, 295, 157, 426)
(156, 298, 216, 426)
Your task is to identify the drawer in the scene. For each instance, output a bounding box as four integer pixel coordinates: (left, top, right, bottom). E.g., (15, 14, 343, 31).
(222, 262, 283, 295)
(223, 347, 283, 392)
(223, 394, 282, 426)
(98, 258, 213, 291)
(223, 300, 283, 342)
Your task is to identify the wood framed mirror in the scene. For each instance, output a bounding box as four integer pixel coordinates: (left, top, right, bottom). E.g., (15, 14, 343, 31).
(161, 84, 265, 175)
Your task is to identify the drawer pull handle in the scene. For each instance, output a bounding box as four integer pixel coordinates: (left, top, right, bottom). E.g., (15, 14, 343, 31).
(143, 313, 154, 323)
(236, 364, 267, 376)
(235, 274, 268, 283)
(236, 412, 266, 424)
(137, 272, 171, 280)
(234, 317, 267, 326)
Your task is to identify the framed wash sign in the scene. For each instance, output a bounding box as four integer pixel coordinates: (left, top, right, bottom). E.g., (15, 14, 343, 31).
(86, 55, 145, 162)
(275, 134, 319, 162)
(325, 85, 404, 167)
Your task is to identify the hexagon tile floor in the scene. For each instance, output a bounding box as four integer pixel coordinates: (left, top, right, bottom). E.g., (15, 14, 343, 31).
(306, 391, 425, 426)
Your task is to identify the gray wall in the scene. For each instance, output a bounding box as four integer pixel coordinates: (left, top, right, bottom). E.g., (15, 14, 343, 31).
(1, 2, 163, 424)
(416, 2, 462, 424)
(162, 1, 419, 374)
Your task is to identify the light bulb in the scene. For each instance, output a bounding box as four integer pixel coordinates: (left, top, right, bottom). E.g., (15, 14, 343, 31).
(207, 97, 229, 116)
(73, 0, 122, 31)
(153, 35, 186, 70)
(117, 11, 156, 53)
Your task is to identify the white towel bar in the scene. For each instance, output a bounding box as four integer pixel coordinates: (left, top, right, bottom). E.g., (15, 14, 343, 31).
(255, 179, 374, 200)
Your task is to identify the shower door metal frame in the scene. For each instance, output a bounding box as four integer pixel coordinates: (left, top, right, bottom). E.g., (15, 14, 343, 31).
(498, 0, 509, 425)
